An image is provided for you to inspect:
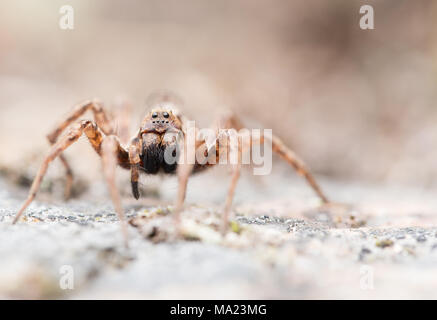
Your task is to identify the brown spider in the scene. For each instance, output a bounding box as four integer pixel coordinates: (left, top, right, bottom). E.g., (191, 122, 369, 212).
(12, 97, 329, 247)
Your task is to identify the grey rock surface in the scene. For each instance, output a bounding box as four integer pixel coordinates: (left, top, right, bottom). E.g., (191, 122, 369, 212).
(1, 172, 437, 299)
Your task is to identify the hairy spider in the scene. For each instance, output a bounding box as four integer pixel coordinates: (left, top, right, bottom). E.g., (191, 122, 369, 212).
(12, 97, 329, 247)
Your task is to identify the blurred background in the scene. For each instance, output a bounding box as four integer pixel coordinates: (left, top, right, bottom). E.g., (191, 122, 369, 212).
(0, 0, 436, 189)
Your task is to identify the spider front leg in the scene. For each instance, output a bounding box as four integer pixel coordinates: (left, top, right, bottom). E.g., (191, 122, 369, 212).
(13, 120, 130, 247)
(213, 115, 244, 232)
(219, 112, 328, 204)
(46, 99, 115, 199)
(221, 132, 242, 234)
(172, 129, 241, 235)
(216, 114, 329, 232)
(101, 136, 130, 248)
(173, 115, 244, 233)
(13, 120, 95, 225)
(174, 130, 196, 226)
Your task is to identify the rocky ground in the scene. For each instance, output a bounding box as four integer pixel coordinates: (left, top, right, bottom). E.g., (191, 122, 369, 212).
(1, 166, 437, 299)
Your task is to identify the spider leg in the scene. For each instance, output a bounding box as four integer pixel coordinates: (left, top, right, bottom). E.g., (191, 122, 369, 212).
(221, 132, 242, 234)
(216, 112, 329, 232)
(113, 99, 132, 146)
(101, 136, 129, 248)
(45, 138, 74, 200)
(59, 154, 74, 200)
(214, 114, 244, 232)
(14, 120, 131, 247)
(13, 120, 102, 224)
(47, 99, 114, 143)
(217, 112, 328, 204)
(222, 164, 241, 232)
(46, 99, 114, 199)
(258, 134, 329, 203)
(218, 130, 329, 232)
(174, 132, 195, 226)
(173, 112, 244, 232)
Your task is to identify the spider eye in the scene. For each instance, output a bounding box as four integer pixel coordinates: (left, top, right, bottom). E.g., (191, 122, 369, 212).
(152, 112, 158, 118)
(163, 112, 169, 118)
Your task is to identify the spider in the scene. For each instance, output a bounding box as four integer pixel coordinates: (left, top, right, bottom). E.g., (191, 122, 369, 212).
(12, 97, 329, 247)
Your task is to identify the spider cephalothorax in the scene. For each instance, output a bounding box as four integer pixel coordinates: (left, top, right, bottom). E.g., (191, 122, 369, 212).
(140, 106, 183, 135)
(13, 98, 329, 247)
(139, 107, 182, 175)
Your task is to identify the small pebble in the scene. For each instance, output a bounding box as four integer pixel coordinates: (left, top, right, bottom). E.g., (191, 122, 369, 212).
(376, 239, 394, 248)
(416, 235, 427, 242)
(359, 247, 372, 261)
(255, 218, 264, 224)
